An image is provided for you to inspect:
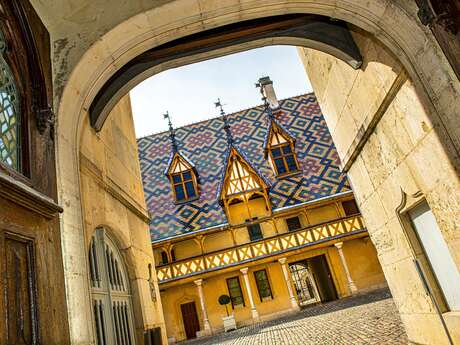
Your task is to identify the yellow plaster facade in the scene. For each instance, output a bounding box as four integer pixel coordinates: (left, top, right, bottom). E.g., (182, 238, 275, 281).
(154, 194, 386, 342)
(79, 95, 168, 344)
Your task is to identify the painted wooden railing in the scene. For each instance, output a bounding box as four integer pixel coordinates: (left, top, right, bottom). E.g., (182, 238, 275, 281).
(156, 215, 366, 283)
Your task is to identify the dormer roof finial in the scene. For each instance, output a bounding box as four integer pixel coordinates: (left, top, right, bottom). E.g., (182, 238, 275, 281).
(163, 111, 178, 152)
(215, 98, 233, 145)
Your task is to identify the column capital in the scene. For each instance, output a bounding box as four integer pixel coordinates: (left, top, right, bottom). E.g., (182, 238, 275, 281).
(278, 257, 287, 265)
(194, 278, 203, 286)
(334, 241, 344, 249)
(240, 267, 249, 275)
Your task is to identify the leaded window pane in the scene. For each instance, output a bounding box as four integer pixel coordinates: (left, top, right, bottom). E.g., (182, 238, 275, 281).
(172, 174, 182, 183)
(282, 145, 292, 154)
(254, 269, 272, 300)
(0, 32, 20, 171)
(185, 181, 196, 198)
(286, 155, 297, 172)
(226, 277, 244, 307)
(183, 171, 192, 181)
(271, 147, 282, 158)
(274, 158, 286, 174)
(175, 185, 185, 200)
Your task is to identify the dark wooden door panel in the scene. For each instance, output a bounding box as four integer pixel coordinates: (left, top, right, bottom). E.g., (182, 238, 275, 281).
(309, 255, 338, 302)
(4, 233, 38, 345)
(180, 302, 200, 340)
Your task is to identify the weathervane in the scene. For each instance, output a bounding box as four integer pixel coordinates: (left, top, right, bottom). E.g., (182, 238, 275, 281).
(215, 98, 233, 145)
(163, 111, 178, 152)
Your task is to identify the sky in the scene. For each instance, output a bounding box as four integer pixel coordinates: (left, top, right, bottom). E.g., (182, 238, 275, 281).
(130, 46, 312, 138)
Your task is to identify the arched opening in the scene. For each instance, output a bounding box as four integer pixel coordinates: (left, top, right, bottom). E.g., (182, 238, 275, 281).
(53, 2, 460, 345)
(88, 228, 137, 345)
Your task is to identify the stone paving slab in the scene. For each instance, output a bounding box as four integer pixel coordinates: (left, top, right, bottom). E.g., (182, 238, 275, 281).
(181, 289, 408, 345)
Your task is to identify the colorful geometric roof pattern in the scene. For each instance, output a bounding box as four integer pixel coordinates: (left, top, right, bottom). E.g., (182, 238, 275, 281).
(138, 93, 350, 242)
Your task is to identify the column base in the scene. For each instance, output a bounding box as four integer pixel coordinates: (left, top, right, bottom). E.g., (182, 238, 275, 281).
(251, 308, 260, 322)
(197, 329, 212, 338)
(349, 282, 358, 295)
(290, 298, 301, 311)
(204, 321, 212, 333)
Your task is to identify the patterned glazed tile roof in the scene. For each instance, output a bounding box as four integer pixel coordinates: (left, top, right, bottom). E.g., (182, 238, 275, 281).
(138, 93, 350, 242)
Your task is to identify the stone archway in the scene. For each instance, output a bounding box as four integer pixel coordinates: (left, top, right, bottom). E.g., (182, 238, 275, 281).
(54, 1, 460, 344)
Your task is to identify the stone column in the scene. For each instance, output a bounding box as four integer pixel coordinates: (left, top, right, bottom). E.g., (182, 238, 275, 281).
(278, 258, 300, 310)
(194, 279, 212, 334)
(334, 242, 358, 294)
(239, 267, 260, 322)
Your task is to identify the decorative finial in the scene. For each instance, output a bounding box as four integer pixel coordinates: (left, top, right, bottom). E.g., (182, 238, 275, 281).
(214, 98, 226, 116)
(163, 111, 178, 152)
(215, 98, 233, 145)
(256, 80, 274, 121)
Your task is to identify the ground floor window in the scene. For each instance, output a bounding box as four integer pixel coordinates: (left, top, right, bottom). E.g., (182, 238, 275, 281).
(89, 228, 136, 345)
(254, 269, 273, 301)
(226, 276, 245, 307)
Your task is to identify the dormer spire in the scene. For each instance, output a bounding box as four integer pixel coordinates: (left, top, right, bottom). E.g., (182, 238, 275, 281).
(163, 111, 178, 152)
(215, 98, 233, 145)
(262, 94, 275, 122)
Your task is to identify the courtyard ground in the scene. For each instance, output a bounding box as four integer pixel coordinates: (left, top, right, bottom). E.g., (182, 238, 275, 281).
(182, 289, 408, 345)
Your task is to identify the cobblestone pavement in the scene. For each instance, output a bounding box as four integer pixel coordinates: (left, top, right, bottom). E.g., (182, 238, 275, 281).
(181, 289, 408, 345)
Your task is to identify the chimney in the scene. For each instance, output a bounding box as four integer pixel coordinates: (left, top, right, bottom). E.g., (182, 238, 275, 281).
(257, 76, 279, 109)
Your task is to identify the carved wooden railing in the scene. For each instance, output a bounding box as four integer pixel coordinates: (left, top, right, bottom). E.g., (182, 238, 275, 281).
(156, 215, 366, 283)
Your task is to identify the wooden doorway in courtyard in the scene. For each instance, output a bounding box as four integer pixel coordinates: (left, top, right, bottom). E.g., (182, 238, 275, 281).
(289, 255, 338, 306)
(181, 302, 200, 340)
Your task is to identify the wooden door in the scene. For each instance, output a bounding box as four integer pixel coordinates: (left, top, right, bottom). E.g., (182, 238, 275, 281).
(1, 232, 39, 345)
(180, 302, 200, 340)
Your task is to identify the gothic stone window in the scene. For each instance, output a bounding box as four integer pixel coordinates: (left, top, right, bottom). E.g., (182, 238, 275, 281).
(167, 153, 198, 203)
(88, 228, 137, 345)
(0, 30, 21, 171)
(267, 124, 299, 176)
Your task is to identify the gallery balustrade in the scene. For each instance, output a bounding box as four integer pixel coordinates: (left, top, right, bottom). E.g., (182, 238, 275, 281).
(156, 215, 366, 283)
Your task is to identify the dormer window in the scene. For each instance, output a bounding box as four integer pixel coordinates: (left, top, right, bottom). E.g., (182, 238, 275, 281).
(266, 123, 299, 177)
(219, 147, 271, 224)
(166, 153, 199, 203)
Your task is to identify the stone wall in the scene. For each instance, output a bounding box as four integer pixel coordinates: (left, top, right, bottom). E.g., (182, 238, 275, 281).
(298, 27, 460, 345)
(79, 94, 167, 344)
